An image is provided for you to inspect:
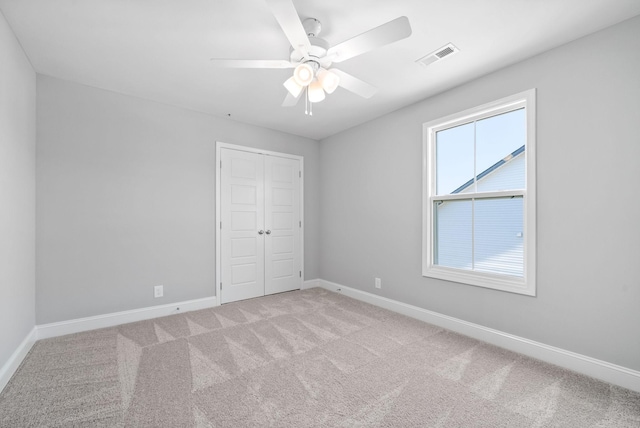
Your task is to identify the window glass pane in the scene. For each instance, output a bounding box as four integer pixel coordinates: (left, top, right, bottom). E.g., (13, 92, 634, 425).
(436, 122, 474, 195)
(475, 108, 525, 192)
(474, 197, 523, 277)
(434, 199, 472, 270)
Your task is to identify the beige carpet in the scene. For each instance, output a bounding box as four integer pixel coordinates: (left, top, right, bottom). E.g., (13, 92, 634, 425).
(1, 288, 639, 427)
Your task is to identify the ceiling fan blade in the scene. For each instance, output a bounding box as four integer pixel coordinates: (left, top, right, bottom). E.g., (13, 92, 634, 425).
(330, 69, 378, 99)
(210, 59, 294, 68)
(282, 91, 302, 107)
(265, 0, 311, 57)
(327, 16, 412, 63)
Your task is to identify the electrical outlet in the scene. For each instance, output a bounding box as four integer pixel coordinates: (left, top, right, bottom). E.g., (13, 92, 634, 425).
(154, 285, 164, 298)
(375, 278, 382, 289)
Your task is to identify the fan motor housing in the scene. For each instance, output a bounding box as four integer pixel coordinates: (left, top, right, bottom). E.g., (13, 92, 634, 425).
(290, 36, 330, 67)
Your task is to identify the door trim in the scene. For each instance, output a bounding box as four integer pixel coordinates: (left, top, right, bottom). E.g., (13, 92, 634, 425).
(215, 142, 304, 304)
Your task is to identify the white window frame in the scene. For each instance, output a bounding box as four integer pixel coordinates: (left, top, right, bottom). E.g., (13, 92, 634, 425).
(422, 89, 536, 296)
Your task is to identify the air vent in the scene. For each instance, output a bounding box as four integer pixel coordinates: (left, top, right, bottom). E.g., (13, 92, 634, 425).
(436, 46, 455, 58)
(416, 43, 459, 67)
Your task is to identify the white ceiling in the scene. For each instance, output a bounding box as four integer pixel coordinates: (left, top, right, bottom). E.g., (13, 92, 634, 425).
(2, 0, 639, 140)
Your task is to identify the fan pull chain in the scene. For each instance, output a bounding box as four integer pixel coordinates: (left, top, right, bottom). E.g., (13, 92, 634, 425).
(303, 86, 314, 116)
(304, 87, 309, 115)
(300, 87, 315, 116)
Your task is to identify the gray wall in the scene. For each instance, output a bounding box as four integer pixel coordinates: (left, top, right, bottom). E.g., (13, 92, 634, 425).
(36, 76, 320, 324)
(319, 16, 640, 370)
(0, 12, 36, 368)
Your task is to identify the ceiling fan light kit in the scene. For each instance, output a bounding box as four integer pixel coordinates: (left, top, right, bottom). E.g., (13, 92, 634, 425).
(283, 76, 303, 97)
(211, 0, 412, 115)
(292, 62, 314, 86)
(317, 68, 339, 94)
(308, 79, 326, 103)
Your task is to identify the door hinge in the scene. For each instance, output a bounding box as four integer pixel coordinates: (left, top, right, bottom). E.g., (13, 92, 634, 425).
(299, 271, 302, 278)
(220, 282, 222, 290)
(299, 220, 301, 228)
(220, 222, 222, 229)
(220, 160, 222, 168)
(299, 171, 301, 178)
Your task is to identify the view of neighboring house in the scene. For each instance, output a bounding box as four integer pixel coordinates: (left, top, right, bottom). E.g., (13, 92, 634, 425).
(435, 146, 525, 276)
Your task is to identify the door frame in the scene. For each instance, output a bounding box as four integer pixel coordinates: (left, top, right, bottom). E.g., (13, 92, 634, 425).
(215, 141, 304, 305)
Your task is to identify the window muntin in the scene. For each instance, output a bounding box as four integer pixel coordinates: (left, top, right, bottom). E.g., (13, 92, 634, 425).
(423, 90, 536, 295)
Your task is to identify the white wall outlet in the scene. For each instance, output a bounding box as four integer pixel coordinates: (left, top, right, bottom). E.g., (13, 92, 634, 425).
(154, 285, 164, 298)
(375, 278, 382, 289)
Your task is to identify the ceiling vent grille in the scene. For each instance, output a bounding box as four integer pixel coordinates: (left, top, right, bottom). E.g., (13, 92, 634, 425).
(416, 43, 459, 67)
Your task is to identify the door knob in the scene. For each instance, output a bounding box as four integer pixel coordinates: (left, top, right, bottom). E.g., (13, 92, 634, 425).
(265, 230, 271, 235)
(258, 230, 264, 235)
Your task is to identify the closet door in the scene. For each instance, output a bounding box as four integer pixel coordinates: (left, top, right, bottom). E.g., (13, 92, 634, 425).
(220, 148, 265, 304)
(264, 155, 302, 295)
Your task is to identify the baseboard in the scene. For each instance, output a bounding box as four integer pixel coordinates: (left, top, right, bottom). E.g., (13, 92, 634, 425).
(37, 296, 218, 340)
(317, 279, 640, 393)
(302, 279, 320, 290)
(0, 327, 37, 393)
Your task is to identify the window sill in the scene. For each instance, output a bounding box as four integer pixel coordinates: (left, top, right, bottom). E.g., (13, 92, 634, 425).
(423, 265, 535, 296)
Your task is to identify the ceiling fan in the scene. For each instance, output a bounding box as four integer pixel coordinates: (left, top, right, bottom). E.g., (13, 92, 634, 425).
(210, 0, 412, 115)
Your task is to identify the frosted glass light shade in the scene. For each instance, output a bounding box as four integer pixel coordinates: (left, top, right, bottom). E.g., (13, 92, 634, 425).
(293, 63, 314, 86)
(283, 76, 303, 97)
(308, 80, 325, 103)
(317, 69, 340, 94)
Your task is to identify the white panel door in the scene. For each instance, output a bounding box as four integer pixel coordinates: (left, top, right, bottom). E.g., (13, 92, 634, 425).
(219, 147, 302, 304)
(220, 148, 265, 304)
(264, 155, 302, 295)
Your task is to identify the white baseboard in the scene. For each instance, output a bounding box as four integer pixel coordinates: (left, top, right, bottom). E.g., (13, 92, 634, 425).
(302, 279, 320, 290)
(37, 296, 218, 340)
(317, 279, 640, 393)
(0, 327, 37, 393)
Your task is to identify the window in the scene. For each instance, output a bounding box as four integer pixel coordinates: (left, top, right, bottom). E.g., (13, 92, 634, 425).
(422, 89, 536, 295)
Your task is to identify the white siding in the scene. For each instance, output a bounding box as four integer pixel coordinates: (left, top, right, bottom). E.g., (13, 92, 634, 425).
(474, 197, 523, 276)
(435, 200, 472, 269)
